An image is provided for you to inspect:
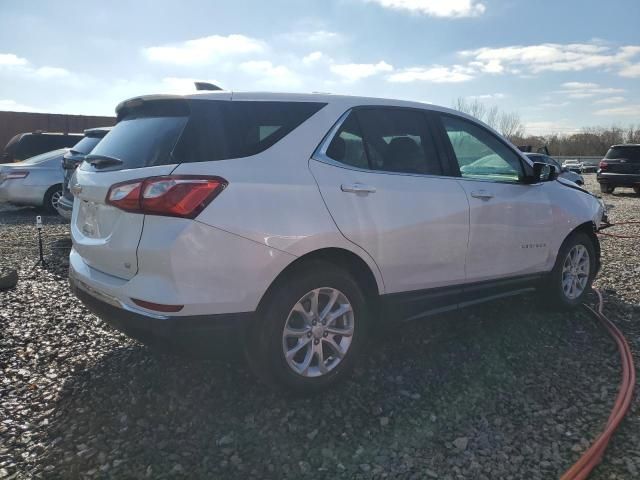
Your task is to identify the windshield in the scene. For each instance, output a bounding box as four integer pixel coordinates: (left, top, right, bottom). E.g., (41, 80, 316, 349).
(70, 136, 101, 155)
(15, 148, 67, 165)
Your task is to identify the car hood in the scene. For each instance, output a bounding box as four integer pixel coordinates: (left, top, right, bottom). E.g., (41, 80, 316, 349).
(557, 176, 590, 194)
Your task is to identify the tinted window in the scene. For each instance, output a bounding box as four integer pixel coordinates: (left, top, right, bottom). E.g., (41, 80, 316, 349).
(85, 116, 188, 170)
(325, 112, 368, 169)
(174, 101, 326, 163)
(70, 136, 101, 154)
(14, 135, 81, 160)
(441, 115, 523, 182)
(605, 146, 640, 162)
(357, 108, 441, 175)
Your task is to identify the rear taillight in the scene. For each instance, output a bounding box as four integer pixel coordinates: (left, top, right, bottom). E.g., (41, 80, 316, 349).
(106, 175, 227, 218)
(5, 170, 29, 179)
(599, 160, 608, 170)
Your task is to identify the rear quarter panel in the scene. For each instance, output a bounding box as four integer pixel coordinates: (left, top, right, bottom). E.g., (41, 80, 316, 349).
(171, 101, 386, 294)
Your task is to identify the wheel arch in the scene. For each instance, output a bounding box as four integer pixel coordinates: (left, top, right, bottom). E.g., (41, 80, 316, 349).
(256, 247, 382, 314)
(559, 221, 601, 274)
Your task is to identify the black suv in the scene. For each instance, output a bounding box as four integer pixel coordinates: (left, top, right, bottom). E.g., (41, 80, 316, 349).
(2, 131, 83, 163)
(597, 144, 640, 195)
(56, 127, 111, 219)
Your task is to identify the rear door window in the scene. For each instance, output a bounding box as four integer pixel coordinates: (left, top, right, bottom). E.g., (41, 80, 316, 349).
(325, 112, 368, 169)
(356, 108, 442, 175)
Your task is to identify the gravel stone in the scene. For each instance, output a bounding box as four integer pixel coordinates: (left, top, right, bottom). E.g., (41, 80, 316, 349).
(1, 178, 639, 479)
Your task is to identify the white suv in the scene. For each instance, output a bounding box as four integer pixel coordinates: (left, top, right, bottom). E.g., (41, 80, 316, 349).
(69, 92, 604, 392)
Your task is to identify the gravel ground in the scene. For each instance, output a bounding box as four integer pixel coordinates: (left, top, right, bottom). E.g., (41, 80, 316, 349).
(1, 174, 639, 479)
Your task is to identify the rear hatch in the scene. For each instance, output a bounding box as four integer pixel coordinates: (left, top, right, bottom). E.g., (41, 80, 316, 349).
(71, 97, 197, 279)
(602, 146, 640, 174)
(62, 135, 105, 201)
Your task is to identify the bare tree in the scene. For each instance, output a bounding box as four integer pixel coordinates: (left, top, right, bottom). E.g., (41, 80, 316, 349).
(453, 97, 524, 141)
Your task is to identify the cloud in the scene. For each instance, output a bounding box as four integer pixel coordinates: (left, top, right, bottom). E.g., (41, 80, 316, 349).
(330, 61, 393, 81)
(143, 34, 265, 66)
(34, 66, 71, 79)
(524, 120, 581, 135)
(594, 105, 640, 116)
(283, 30, 345, 46)
(239, 60, 302, 87)
(0, 53, 28, 67)
(302, 51, 329, 66)
(554, 82, 625, 99)
(0, 99, 41, 112)
(619, 63, 640, 78)
(562, 81, 599, 89)
(161, 77, 224, 94)
(594, 96, 626, 105)
(388, 65, 474, 83)
(460, 43, 640, 76)
(468, 93, 506, 100)
(363, 0, 486, 17)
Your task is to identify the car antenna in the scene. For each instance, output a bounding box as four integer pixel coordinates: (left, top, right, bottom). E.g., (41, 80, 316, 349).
(194, 81, 223, 91)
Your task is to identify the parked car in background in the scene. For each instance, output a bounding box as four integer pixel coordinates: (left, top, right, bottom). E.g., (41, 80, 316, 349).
(57, 127, 112, 219)
(525, 153, 584, 185)
(562, 159, 584, 173)
(0, 149, 67, 213)
(580, 159, 599, 173)
(69, 92, 604, 392)
(597, 144, 640, 195)
(1, 131, 82, 163)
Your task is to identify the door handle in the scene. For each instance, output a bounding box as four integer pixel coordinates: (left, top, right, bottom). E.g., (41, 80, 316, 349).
(470, 190, 494, 200)
(341, 183, 376, 194)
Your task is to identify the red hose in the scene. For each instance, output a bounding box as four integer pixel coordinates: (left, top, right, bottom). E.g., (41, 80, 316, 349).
(597, 221, 640, 239)
(560, 289, 636, 480)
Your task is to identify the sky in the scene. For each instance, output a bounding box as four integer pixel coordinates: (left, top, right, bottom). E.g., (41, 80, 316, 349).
(1, 0, 639, 135)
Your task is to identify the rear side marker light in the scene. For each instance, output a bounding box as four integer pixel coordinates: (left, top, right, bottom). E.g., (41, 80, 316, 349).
(599, 160, 608, 170)
(131, 298, 184, 313)
(106, 175, 227, 219)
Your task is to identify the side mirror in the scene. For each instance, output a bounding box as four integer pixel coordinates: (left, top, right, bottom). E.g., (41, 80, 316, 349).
(527, 162, 557, 183)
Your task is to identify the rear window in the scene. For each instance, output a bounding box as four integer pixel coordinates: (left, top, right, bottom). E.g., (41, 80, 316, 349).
(605, 146, 640, 162)
(173, 100, 326, 163)
(84, 116, 188, 170)
(70, 136, 102, 155)
(14, 134, 81, 160)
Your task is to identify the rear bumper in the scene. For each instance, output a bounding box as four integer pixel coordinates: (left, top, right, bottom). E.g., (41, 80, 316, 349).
(597, 172, 640, 187)
(70, 269, 254, 346)
(0, 181, 46, 206)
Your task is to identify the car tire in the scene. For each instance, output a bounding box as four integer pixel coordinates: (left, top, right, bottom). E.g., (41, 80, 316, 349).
(543, 232, 596, 309)
(43, 184, 63, 214)
(245, 261, 368, 393)
(599, 184, 614, 194)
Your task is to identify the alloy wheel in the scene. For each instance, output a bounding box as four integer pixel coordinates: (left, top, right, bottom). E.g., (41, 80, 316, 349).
(561, 244, 590, 300)
(282, 287, 354, 377)
(51, 190, 63, 211)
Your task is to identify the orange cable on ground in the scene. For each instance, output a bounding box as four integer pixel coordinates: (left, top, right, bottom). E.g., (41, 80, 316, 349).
(560, 289, 636, 480)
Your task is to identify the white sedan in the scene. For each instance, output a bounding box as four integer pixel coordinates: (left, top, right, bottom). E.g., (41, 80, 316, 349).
(0, 149, 67, 214)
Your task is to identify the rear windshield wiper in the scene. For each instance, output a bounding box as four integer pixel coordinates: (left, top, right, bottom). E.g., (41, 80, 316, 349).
(85, 154, 123, 169)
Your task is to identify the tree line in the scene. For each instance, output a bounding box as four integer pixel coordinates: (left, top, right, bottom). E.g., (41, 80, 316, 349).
(453, 98, 640, 157)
